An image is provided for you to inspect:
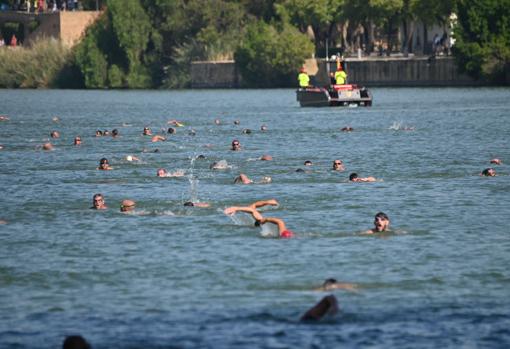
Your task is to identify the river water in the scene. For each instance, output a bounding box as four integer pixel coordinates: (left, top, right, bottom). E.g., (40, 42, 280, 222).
(0, 88, 509, 348)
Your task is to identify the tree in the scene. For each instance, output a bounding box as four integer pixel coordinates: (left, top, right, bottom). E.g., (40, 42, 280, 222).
(234, 20, 314, 87)
(453, 0, 510, 83)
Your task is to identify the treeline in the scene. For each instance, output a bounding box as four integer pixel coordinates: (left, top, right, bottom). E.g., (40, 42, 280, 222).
(1, 0, 509, 88)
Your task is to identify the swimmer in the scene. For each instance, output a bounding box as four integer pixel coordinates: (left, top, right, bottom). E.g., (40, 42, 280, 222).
(151, 135, 166, 142)
(234, 120, 240, 125)
(0, 220, 7, 224)
(234, 173, 253, 184)
(315, 278, 358, 292)
(62, 335, 91, 349)
(143, 127, 152, 136)
(349, 173, 376, 182)
(126, 155, 140, 162)
(242, 128, 252, 134)
(304, 160, 312, 166)
(231, 139, 241, 151)
(42, 142, 54, 151)
(0, 115, 10, 121)
(91, 193, 107, 210)
(341, 126, 353, 132)
(184, 201, 210, 208)
(210, 160, 229, 170)
(120, 199, 136, 212)
(260, 154, 273, 161)
(490, 158, 502, 165)
(363, 212, 390, 234)
(224, 203, 293, 238)
(111, 129, 119, 137)
(103, 130, 110, 136)
(167, 127, 176, 134)
(300, 295, 339, 322)
(481, 168, 496, 177)
(95, 130, 103, 137)
(167, 119, 184, 127)
(157, 168, 169, 177)
(189, 129, 196, 136)
(97, 157, 112, 170)
(260, 124, 268, 132)
(214, 118, 221, 125)
(73, 136, 82, 145)
(332, 159, 345, 171)
(50, 130, 60, 138)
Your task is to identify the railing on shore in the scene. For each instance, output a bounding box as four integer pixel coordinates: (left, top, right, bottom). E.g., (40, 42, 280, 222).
(191, 56, 479, 88)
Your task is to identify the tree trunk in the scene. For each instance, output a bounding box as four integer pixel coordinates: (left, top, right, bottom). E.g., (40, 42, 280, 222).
(386, 18, 392, 56)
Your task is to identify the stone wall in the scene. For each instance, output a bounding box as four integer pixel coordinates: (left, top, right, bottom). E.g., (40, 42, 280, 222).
(0, 11, 101, 46)
(191, 57, 479, 88)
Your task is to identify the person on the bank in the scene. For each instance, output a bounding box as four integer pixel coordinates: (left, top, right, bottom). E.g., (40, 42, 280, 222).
(334, 65, 347, 85)
(298, 67, 310, 88)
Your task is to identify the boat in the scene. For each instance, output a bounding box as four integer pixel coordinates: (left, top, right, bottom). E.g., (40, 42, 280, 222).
(296, 84, 372, 107)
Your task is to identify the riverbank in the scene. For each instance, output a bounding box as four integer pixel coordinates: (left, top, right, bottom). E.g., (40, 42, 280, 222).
(191, 56, 479, 88)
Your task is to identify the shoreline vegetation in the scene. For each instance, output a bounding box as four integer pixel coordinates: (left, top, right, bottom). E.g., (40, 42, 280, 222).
(0, 0, 509, 89)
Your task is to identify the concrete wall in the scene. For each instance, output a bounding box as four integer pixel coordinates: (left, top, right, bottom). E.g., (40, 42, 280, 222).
(191, 61, 242, 88)
(59, 11, 101, 46)
(191, 57, 478, 88)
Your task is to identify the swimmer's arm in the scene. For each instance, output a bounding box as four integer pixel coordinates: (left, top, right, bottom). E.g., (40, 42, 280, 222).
(249, 199, 279, 209)
(260, 217, 286, 233)
(224, 206, 264, 221)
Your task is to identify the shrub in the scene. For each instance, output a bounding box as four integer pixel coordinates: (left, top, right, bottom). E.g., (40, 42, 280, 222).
(234, 21, 314, 87)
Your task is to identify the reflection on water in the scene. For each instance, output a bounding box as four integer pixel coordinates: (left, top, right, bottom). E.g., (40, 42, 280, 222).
(0, 88, 510, 348)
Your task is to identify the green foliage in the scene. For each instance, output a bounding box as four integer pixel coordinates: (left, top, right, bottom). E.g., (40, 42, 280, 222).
(0, 39, 74, 88)
(234, 21, 314, 87)
(453, 0, 510, 83)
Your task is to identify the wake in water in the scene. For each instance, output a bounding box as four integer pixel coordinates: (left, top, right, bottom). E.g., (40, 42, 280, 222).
(389, 121, 415, 131)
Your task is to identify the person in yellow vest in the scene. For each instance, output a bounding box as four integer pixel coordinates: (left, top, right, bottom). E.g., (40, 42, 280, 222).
(298, 67, 310, 88)
(334, 65, 347, 85)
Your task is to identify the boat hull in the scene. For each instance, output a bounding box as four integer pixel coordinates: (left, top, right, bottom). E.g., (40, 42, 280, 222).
(296, 85, 372, 107)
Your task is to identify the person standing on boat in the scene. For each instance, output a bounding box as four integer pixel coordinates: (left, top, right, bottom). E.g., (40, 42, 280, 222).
(334, 65, 347, 85)
(298, 67, 310, 88)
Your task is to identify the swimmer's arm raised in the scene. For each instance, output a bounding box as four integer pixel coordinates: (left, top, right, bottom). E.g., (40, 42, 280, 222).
(249, 199, 279, 209)
(224, 206, 264, 221)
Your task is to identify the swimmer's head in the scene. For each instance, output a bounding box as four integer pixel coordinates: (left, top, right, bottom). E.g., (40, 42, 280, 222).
(126, 155, 133, 161)
(95, 130, 102, 137)
(231, 139, 241, 150)
(167, 127, 176, 134)
(296, 168, 305, 173)
(73, 136, 82, 145)
(197, 155, 206, 160)
(120, 199, 136, 212)
(481, 168, 496, 177)
(374, 212, 390, 232)
(260, 154, 273, 161)
(323, 278, 337, 286)
(234, 120, 240, 125)
(112, 129, 119, 137)
(260, 125, 268, 131)
(304, 160, 312, 166)
(183, 201, 194, 207)
(242, 128, 252, 134)
(189, 129, 196, 136)
(349, 173, 358, 181)
(50, 130, 60, 138)
(157, 168, 168, 177)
